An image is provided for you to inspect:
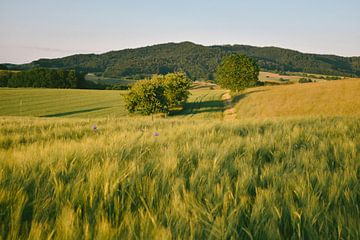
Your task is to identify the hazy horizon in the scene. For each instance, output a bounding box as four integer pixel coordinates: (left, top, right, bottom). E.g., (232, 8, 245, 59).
(1, 0, 360, 64)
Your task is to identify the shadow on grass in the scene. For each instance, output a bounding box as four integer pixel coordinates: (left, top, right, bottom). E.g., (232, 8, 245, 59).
(171, 89, 268, 116)
(170, 100, 225, 116)
(40, 107, 109, 117)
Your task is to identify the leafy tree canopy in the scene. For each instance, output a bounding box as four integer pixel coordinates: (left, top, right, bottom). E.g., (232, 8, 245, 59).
(0, 68, 85, 89)
(216, 54, 259, 91)
(125, 72, 191, 115)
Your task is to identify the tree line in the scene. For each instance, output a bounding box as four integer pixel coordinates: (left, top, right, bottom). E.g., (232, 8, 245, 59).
(0, 69, 86, 88)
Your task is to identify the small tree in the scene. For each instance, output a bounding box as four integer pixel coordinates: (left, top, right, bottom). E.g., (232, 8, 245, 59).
(216, 54, 259, 91)
(125, 72, 191, 115)
(125, 79, 168, 115)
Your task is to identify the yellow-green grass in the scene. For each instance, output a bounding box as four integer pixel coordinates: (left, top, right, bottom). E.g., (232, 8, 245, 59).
(0, 88, 128, 118)
(0, 88, 226, 119)
(0, 116, 359, 239)
(234, 79, 360, 119)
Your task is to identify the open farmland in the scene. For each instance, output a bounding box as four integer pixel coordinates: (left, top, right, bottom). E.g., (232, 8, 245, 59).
(0, 88, 128, 118)
(0, 87, 226, 119)
(258, 71, 305, 83)
(0, 116, 359, 239)
(0, 80, 360, 239)
(234, 79, 360, 119)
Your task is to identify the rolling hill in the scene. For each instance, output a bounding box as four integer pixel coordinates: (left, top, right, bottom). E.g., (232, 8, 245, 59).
(7, 42, 360, 80)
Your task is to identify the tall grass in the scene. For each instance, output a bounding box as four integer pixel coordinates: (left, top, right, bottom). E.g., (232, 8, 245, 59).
(234, 79, 360, 119)
(0, 116, 359, 239)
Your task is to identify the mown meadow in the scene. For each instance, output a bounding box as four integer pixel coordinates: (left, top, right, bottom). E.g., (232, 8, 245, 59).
(0, 87, 225, 119)
(0, 116, 359, 239)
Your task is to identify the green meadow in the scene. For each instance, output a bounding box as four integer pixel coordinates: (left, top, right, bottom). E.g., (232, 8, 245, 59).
(0, 88, 225, 119)
(0, 82, 360, 239)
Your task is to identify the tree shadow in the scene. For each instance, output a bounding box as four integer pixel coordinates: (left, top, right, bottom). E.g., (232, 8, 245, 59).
(170, 100, 225, 116)
(40, 107, 109, 117)
(171, 89, 268, 116)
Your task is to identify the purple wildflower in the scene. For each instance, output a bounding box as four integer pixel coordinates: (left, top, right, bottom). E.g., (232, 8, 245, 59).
(92, 124, 97, 132)
(154, 132, 159, 137)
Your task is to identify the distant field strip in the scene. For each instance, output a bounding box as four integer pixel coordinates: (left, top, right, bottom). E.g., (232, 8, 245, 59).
(234, 79, 360, 119)
(0, 88, 226, 118)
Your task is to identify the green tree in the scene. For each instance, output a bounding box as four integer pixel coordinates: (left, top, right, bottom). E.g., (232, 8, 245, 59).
(162, 72, 192, 107)
(125, 79, 169, 115)
(0, 71, 12, 87)
(216, 54, 259, 91)
(125, 72, 191, 115)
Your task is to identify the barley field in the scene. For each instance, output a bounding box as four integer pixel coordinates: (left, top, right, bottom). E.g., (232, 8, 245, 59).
(1, 81, 360, 239)
(234, 79, 360, 119)
(0, 116, 359, 239)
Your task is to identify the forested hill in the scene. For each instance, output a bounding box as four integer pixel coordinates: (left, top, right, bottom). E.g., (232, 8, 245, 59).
(15, 42, 360, 79)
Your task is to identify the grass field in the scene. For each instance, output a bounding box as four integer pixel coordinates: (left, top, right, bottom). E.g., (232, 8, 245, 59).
(0, 116, 359, 239)
(0, 88, 128, 118)
(258, 71, 342, 84)
(234, 79, 360, 119)
(0, 87, 226, 119)
(1, 80, 360, 239)
(258, 71, 304, 83)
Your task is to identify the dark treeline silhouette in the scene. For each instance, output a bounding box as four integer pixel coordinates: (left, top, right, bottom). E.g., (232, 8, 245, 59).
(0, 68, 130, 90)
(11, 42, 360, 80)
(0, 68, 85, 88)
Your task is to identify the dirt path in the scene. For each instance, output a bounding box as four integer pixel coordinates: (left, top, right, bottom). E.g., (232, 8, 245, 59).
(222, 91, 237, 120)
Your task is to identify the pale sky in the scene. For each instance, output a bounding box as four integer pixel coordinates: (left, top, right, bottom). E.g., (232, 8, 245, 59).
(1, 0, 359, 64)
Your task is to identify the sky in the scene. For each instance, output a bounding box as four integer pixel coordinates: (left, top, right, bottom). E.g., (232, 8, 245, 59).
(0, 0, 359, 64)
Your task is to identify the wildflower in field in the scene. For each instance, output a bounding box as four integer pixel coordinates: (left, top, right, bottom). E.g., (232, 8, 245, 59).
(92, 124, 97, 132)
(154, 132, 159, 137)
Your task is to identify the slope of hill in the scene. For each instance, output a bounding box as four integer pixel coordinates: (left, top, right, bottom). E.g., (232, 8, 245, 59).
(234, 78, 360, 119)
(14, 42, 360, 79)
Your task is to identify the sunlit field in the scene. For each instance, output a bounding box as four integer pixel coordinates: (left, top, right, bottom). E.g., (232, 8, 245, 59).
(0, 87, 225, 119)
(234, 79, 360, 119)
(0, 116, 359, 239)
(1, 80, 360, 239)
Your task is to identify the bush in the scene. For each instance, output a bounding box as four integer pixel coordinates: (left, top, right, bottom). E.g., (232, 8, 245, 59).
(279, 78, 289, 82)
(325, 76, 341, 80)
(125, 72, 191, 115)
(298, 78, 313, 83)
